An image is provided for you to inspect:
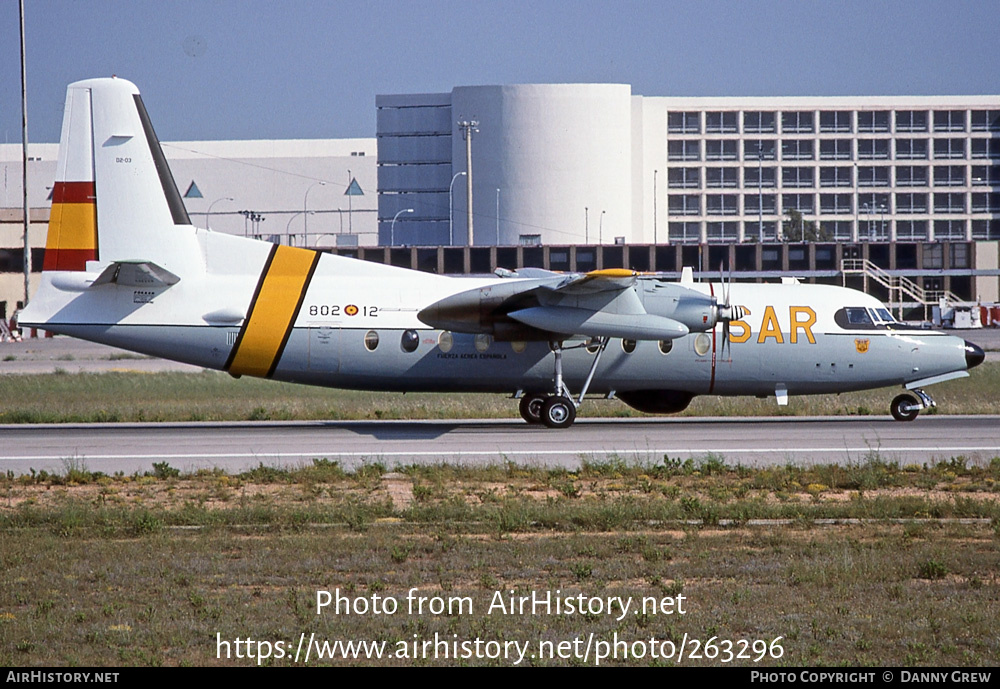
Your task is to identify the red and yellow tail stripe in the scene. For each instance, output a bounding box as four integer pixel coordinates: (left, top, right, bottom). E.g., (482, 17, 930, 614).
(226, 245, 321, 378)
(42, 181, 98, 271)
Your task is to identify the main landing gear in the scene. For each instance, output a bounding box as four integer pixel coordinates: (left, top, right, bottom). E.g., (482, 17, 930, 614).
(518, 338, 610, 429)
(890, 388, 935, 422)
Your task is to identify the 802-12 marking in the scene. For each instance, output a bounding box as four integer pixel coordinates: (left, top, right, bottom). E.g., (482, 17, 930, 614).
(307, 304, 378, 318)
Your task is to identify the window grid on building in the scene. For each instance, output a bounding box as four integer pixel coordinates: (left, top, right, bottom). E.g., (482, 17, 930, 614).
(745, 167, 777, 188)
(744, 111, 776, 133)
(896, 193, 928, 214)
(819, 139, 852, 160)
(668, 167, 701, 189)
(706, 111, 738, 133)
(895, 165, 928, 187)
(971, 110, 1000, 132)
(782, 111, 814, 133)
(706, 140, 739, 161)
(819, 111, 852, 133)
(706, 167, 739, 188)
(858, 111, 890, 133)
(819, 166, 853, 187)
(896, 111, 928, 133)
(655, 103, 996, 246)
(668, 112, 700, 134)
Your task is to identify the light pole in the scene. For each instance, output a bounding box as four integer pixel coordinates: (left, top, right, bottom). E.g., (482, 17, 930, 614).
(585, 207, 589, 244)
(457, 119, 478, 245)
(205, 197, 233, 231)
(19, 0, 29, 307)
(758, 141, 764, 241)
(304, 181, 325, 243)
(495, 188, 500, 245)
(346, 170, 352, 234)
(391, 208, 413, 246)
(239, 210, 260, 237)
(852, 163, 860, 242)
(449, 171, 466, 245)
(599, 210, 606, 245)
(653, 169, 658, 244)
(285, 211, 314, 246)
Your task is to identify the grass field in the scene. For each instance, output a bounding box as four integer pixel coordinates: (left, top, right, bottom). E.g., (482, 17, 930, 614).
(2, 358, 997, 666)
(1, 457, 998, 666)
(0, 361, 998, 423)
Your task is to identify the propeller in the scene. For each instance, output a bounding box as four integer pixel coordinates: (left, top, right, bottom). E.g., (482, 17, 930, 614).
(716, 262, 747, 359)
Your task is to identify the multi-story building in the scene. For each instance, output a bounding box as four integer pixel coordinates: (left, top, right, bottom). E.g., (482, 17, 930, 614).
(376, 85, 1000, 248)
(657, 96, 1000, 246)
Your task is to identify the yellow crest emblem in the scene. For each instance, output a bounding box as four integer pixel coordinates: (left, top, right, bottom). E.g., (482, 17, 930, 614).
(855, 338, 870, 354)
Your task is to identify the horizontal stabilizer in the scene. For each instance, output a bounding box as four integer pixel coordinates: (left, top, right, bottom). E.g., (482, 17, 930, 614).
(508, 306, 689, 340)
(90, 261, 181, 288)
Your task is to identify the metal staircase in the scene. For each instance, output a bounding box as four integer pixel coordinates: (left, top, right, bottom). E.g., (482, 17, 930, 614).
(841, 258, 965, 320)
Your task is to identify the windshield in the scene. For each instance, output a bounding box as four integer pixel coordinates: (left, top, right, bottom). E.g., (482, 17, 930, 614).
(845, 307, 873, 326)
(872, 307, 895, 323)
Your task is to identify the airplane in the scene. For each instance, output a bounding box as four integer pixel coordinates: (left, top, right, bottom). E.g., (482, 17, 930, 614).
(18, 77, 986, 429)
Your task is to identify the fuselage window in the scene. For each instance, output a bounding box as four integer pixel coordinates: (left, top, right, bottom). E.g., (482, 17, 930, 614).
(622, 339, 637, 353)
(438, 331, 454, 353)
(401, 329, 419, 353)
(364, 330, 379, 352)
(658, 339, 673, 355)
(586, 338, 601, 354)
(511, 340, 527, 353)
(474, 333, 492, 352)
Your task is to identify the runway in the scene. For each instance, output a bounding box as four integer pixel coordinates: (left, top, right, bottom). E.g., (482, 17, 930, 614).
(1, 416, 998, 475)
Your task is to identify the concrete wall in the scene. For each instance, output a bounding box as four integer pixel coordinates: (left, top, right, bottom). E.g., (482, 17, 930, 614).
(450, 84, 634, 246)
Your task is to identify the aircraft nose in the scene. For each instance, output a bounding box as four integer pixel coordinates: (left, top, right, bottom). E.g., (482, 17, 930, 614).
(965, 340, 985, 369)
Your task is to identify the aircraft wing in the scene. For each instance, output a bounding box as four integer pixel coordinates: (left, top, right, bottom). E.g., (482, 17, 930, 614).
(418, 269, 716, 341)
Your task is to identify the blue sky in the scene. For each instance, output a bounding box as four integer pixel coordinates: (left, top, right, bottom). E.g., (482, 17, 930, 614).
(2, 0, 998, 143)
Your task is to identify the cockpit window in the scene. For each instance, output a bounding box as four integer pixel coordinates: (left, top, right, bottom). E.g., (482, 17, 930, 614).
(845, 308, 873, 326)
(836, 306, 914, 331)
(835, 307, 878, 330)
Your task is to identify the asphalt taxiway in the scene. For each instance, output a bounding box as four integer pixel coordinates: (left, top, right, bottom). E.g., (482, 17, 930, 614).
(1, 416, 997, 475)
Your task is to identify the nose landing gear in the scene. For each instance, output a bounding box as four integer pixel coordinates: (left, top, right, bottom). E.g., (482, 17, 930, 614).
(890, 388, 935, 422)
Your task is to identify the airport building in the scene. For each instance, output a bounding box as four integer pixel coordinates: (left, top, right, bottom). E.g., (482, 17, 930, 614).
(376, 85, 1000, 247)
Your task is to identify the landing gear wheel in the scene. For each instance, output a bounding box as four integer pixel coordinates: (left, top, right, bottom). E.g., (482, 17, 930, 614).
(891, 393, 920, 422)
(519, 393, 548, 424)
(540, 396, 577, 429)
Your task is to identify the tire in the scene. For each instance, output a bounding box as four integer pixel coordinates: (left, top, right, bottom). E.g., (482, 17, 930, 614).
(890, 393, 920, 422)
(519, 393, 547, 424)
(540, 396, 577, 429)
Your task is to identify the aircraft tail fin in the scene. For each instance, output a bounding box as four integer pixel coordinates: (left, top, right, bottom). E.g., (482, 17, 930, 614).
(42, 77, 199, 275)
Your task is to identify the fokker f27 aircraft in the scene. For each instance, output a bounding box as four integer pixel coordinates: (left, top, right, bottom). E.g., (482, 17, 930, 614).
(19, 78, 986, 428)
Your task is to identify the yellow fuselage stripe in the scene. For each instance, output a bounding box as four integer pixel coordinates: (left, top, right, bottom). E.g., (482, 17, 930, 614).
(228, 246, 319, 378)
